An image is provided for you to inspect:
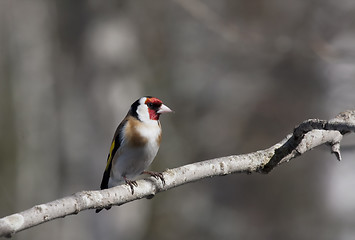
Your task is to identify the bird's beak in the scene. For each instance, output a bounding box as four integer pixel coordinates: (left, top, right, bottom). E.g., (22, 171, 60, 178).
(157, 104, 173, 114)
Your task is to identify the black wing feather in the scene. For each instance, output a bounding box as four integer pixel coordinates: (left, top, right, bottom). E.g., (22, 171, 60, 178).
(99, 117, 128, 190)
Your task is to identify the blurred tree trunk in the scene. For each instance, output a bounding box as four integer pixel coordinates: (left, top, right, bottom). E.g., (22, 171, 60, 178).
(0, 7, 17, 216)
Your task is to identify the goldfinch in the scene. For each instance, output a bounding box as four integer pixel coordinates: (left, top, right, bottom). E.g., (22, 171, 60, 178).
(96, 96, 172, 212)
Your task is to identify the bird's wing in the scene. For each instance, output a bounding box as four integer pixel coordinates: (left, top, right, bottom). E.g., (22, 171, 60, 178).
(99, 117, 128, 190)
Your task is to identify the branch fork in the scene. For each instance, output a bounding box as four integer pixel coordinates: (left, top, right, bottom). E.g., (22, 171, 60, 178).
(1, 110, 355, 238)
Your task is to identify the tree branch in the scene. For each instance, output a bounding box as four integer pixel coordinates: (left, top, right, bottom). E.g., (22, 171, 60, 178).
(1, 110, 355, 238)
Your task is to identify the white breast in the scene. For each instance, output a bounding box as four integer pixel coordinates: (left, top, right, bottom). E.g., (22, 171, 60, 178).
(108, 120, 161, 187)
(138, 120, 161, 142)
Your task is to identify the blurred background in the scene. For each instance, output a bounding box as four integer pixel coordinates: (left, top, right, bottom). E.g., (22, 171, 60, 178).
(1, 0, 355, 239)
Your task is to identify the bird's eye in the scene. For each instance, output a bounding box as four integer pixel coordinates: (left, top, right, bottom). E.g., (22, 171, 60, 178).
(147, 103, 154, 108)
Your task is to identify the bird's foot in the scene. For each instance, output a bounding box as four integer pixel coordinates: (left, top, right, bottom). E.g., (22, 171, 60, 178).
(143, 171, 165, 186)
(124, 177, 138, 194)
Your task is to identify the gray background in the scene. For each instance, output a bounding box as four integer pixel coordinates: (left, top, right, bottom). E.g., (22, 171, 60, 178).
(1, 0, 355, 239)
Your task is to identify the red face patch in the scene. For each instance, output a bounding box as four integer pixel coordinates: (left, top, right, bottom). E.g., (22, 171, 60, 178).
(145, 97, 163, 120)
(145, 97, 162, 106)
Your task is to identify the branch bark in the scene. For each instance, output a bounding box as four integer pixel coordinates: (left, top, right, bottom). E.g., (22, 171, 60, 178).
(1, 110, 355, 238)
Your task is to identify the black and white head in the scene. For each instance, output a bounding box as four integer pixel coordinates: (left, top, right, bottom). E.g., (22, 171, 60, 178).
(130, 96, 172, 122)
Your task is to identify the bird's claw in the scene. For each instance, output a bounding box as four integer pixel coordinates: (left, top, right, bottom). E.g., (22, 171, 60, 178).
(124, 177, 138, 194)
(143, 171, 165, 186)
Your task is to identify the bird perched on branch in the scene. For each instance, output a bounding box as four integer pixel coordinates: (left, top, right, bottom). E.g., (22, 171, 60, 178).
(96, 96, 172, 212)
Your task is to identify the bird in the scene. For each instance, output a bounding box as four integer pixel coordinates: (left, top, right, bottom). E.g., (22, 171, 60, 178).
(96, 96, 172, 213)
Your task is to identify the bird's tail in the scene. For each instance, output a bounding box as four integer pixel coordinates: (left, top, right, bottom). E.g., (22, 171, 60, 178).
(96, 170, 111, 213)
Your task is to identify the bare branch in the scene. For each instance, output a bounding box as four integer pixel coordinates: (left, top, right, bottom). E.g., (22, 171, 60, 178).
(1, 110, 355, 238)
